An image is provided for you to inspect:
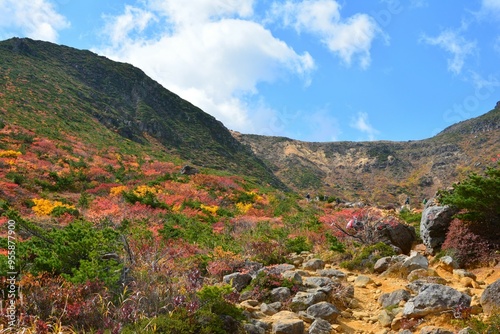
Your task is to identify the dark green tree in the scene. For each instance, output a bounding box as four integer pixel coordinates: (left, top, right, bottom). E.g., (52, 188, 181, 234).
(438, 164, 499, 223)
(438, 163, 500, 243)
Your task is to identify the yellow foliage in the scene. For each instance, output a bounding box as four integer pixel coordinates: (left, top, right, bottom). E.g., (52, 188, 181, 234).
(200, 204, 219, 215)
(236, 202, 252, 214)
(32, 198, 75, 216)
(133, 185, 161, 197)
(172, 204, 182, 212)
(246, 191, 263, 202)
(110, 185, 127, 196)
(210, 246, 242, 261)
(0, 150, 22, 158)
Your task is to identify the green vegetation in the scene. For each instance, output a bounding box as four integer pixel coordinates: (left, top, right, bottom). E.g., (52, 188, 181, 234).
(438, 163, 500, 226)
(340, 242, 396, 272)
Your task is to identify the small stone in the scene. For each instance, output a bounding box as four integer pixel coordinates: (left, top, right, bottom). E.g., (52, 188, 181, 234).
(354, 275, 373, 288)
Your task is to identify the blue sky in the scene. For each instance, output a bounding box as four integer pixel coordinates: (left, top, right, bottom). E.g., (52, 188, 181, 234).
(1, 0, 499, 142)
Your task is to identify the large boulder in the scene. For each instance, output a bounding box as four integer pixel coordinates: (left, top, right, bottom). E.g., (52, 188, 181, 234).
(271, 311, 305, 334)
(308, 318, 332, 334)
(403, 283, 471, 318)
(420, 203, 458, 254)
(378, 289, 411, 308)
(306, 302, 340, 322)
(401, 251, 429, 272)
(223, 272, 252, 292)
(480, 278, 500, 315)
(374, 221, 416, 255)
(291, 290, 328, 311)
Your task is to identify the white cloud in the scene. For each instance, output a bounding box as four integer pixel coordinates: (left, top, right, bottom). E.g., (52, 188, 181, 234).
(0, 0, 69, 42)
(481, 0, 500, 16)
(469, 71, 500, 92)
(420, 29, 476, 75)
(270, 0, 385, 69)
(97, 1, 314, 134)
(350, 112, 379, 141)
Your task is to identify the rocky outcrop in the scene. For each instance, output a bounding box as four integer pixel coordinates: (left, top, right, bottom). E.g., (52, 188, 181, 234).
(420, 203, 458, 254)
(480, 278, 500, 315)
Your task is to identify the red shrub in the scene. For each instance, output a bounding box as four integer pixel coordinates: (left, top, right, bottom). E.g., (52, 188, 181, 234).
(442, 218, 492, 267)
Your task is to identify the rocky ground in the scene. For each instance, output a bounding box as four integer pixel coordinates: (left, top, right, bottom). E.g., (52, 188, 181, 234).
(231, 247, 500, 334)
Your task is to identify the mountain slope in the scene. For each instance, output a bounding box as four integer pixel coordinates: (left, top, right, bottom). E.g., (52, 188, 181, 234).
(0, 37, 285, 189)
(234, 106, 500, 205)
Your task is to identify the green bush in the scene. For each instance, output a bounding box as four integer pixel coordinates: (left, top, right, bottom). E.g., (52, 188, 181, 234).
(438, 164, 499, 230)
(285, 236, 313, 254)
(340, 242, 395, 272)
(399, 207, 422, 224)
(325, 233, 346, 253)
(21, 219, 123, 287)
(438, 163, 500, 261)
(122, 309, 195, 334)
(51, 205, 79, 217)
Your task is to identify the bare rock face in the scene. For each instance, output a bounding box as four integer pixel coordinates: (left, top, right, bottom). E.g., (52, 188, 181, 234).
(420, 204, 458, 254)
(480, 278, 500, 315)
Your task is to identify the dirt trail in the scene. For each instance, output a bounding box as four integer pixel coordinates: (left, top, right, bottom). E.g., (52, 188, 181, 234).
(334, 261, 500, 334)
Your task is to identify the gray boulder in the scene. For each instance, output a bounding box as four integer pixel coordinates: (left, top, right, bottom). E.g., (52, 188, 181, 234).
(316, 269, 346, 279)
(302, 258, 325, 271)
(180, 165, 199, 175)
(271, 287, 291, 302)
(244, 323, 266, 334)
(354, 275, 374, 288)
(438, 255, 459, 272)
(282, 270, 303, 285)
(420, 204, 458, 254)
(378, 309, 394, 327)
(306, 302, 340, 322)
(480, 278, 500, 315)
(308, 318, 332, 334)
(261, 302, 280, 316)
(303, 276, 333, 288)
(420, 326, 454, 334)
(378, 289, 411, 308)
(402, 252, 429, 272)
(291, 290, 328, 311)
(223, 272, 252, 292)
(374, 256, 393, 274)
(374, 221, 417, 254)
(272, 318, 304, 334)
(403, 283, 471, 318)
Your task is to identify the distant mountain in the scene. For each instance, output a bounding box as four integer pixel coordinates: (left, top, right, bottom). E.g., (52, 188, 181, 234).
(234, 106, 500, 205)
(0, 38, 285, 189)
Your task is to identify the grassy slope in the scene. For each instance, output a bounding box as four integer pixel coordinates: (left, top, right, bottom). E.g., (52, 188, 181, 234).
(0, 37, 285, 189)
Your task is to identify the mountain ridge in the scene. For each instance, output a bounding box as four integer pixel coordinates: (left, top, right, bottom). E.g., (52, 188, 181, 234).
(0, 37, 285, 189)
(234, 106, 500, 205)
